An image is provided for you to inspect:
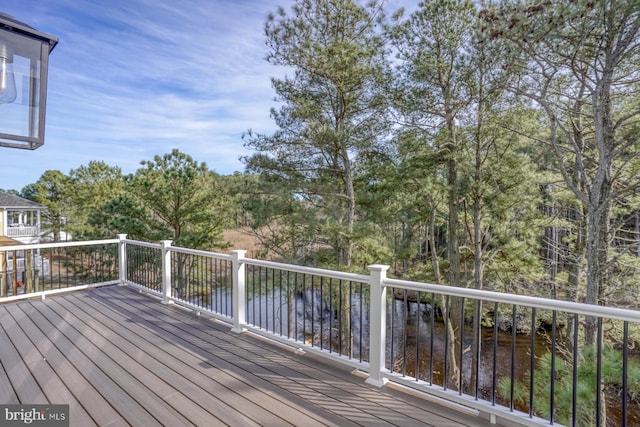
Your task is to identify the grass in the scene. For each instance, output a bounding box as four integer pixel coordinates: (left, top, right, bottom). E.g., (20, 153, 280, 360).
(223, 227, 262, 258)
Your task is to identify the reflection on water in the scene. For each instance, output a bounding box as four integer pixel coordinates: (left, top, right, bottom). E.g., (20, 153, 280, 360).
(235, 289, 546, 399)
(388, 299, 547, 399)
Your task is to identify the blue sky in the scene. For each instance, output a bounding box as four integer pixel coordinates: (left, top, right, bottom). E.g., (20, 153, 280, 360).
(0, 0, 412, 192)
(0, 0, 295, 191)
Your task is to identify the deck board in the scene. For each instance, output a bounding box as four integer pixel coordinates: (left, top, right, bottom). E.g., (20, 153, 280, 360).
(0, 311, 49, 404)
(5, 303, 124, 427)
(0, 285, 494, 427)
(0, 306, 95, 426)
(96, 290, 403, 426)
(39, 299, 203, 426)
(55, 295, 274, 427)
(16, 302, 162, 426)
(77, 289, 351, 427)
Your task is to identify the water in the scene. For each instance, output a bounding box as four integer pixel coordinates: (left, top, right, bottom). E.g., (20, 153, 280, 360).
(192, 286, 639, 425)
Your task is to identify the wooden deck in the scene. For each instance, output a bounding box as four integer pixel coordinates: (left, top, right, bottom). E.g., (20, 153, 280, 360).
(0, 285, 494, 426)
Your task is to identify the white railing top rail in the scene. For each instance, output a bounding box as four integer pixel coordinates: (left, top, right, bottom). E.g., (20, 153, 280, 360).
(243, 257, 370, 284)
(122, 239, 368, 282)
(0, 238, 119, 252)
(122, 238, 233, 261)
(170, 245, 233, 261)
(385, 277, 640, 323)
(122, 239, 160, 249)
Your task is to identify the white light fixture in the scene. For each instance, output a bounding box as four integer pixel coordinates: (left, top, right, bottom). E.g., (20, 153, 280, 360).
(0, 13, 57, 150)
(0, 43, 17, 103)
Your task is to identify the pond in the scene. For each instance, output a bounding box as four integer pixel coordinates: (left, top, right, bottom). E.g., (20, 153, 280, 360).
(189, 285, 639, 426)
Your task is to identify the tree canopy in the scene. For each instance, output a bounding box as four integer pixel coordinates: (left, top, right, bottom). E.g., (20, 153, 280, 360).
(12, 0, 640, 312)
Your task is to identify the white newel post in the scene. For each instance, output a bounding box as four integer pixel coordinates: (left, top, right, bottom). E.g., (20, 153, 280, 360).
(118, 234, 127, 286)
(160, 240, 173, 304)
(366, 264, 390, 388)
(231, 250, 247, 333)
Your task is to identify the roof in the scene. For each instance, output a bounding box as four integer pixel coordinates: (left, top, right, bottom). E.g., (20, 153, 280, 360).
(0, 191, 45, 209)
(0, 236, 22, 247)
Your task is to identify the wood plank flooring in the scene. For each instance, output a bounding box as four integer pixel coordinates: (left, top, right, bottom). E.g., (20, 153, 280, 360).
(0, 285, 493, 426)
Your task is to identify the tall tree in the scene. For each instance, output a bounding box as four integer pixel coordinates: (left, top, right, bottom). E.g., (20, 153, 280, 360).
(243, 0, 391, 268)
(67, 161, 125, 239)
(391, 0, 476, 288)
(21, 170, 72, 242)
(114, 149, 228, 250)
(481, 0, 640, 345)
(390, 0, 478, 388)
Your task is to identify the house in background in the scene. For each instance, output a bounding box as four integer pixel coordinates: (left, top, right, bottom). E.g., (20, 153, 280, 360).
(0, 191, 44, 246)
(0, 191, 50, 294)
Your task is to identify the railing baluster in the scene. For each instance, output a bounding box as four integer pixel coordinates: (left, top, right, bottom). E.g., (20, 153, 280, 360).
(340, 278, 345, 355)
(360, 281, 364, 363)
(304, 273, 309, 346)
(57, 247, 62, 289)
(492, 301, 498, 406)
(338, 279, 346, 354)
(320, 276, 324, 350)
(572, 313, 579, 427)
(330, 277, 340, 353)
(459, 297, 465, 395)
(430, 292, 435, 387)
(1, 251, 7, 297)
(415, 290, 421, 383)
(510, 304, 516, 412)
(444, 294, 450, 391)
(279, 269, 283, 336)
(390, 286, 396, 372)
(596, 317, 603, 427)
(253, 266, 257, 327)
(294, 271, 299, 341)
(311, 274, 315, 346)
(474, 299, 481, 400)
(551, 310, 557, 424)
(402, 288, 408, 376)
(349, 280, 353, 358)
(623, 321, 628, 427)
(530, 308, 536, 418)
(270, 267, 276, 332)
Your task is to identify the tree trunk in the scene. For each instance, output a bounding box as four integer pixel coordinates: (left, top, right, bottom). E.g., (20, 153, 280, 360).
(471, 175, 483, 394)
(429, 206, 459, 387)
(445, 120, 462, 389)
(584, 205, 610, 345)
(338, 142, 355, 352)
(584, 59, 614, 346)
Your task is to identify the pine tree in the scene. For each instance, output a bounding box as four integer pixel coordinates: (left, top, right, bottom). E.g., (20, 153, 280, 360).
(243, 0, 391, 269)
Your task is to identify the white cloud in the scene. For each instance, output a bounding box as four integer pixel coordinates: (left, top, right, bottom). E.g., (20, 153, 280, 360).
(0, 0, 285, 190)
(0, 0, 409, 191)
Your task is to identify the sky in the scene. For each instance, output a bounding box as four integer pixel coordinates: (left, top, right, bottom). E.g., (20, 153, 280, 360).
(0, 0, 414, 192)
(0, 0, 292, 191)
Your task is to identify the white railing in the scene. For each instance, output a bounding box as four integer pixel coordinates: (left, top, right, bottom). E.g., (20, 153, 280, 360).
(119, 237, 640, 427)
(6, 254, 50, 276)
(0, 238, 119, 301)
(6, 224, 40, 238)
(3, 235, 640, 426)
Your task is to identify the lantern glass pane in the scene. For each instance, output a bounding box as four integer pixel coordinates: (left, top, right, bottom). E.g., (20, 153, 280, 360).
(0, 29, 45, 142)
